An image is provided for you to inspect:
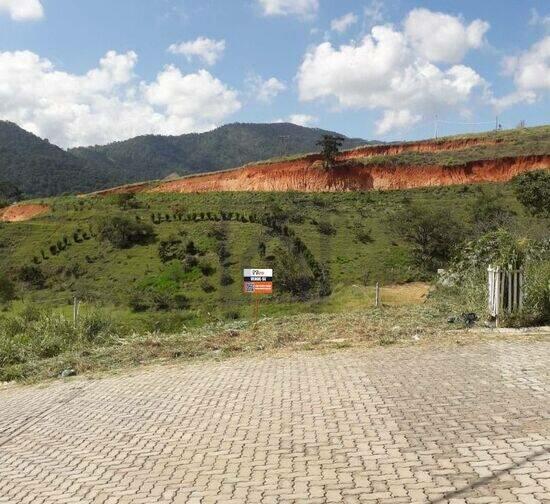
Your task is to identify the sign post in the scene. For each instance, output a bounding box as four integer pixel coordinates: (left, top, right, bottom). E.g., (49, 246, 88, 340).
(243, 268, 273, 325)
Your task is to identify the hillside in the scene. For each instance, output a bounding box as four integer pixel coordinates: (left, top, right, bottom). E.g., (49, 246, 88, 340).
(0, 121, 120, 198)
(69, 122, 370, 182)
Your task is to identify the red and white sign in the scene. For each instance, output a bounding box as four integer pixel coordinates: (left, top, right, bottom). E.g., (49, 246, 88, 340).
(243, 268, 273, 294)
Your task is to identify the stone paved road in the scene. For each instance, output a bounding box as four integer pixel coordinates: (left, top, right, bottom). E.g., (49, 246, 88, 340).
(0, 340, 549, 503)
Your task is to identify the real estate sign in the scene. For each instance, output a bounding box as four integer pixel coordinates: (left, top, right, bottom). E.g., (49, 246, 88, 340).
(243, 268, 273, 294)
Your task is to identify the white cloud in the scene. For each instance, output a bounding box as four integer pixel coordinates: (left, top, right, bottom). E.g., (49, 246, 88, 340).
(246, 74, 286, 102)
(258, 0, 318, 19)
(288, 114, 317, 126)
(363, 0, 384, 28)
(0, 0, 43, 20)
(168, 37, 226, 66)
(529, 8, 550, 31)
(0, 50, 241, 147)
(331, 13, 358, 33)
(297, 18, 487, 135)
(493, 36, 550, 111)
(376, 110, 421, 135)
(404, 8, 489, 64)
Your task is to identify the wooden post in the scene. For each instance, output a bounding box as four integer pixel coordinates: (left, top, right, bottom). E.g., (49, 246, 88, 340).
(375, 282, 380, 308)
(73, 297, 78, 328)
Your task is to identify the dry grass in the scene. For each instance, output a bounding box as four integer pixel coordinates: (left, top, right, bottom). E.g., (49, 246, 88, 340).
(4, 301, 547, 385)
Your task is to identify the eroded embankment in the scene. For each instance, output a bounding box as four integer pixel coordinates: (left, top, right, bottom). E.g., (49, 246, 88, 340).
(148, 155, 549, 194)
(0, 204, 49, 222)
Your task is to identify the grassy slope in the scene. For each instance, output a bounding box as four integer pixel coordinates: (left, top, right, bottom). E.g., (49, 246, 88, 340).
(354, 125, 550, 167)
(0, 180, 541, 330)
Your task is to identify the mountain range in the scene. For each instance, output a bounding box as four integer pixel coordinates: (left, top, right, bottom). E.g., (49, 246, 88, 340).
(0, 121, 370, 198)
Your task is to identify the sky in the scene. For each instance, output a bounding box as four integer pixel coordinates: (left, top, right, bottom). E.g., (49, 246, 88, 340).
(0, 0, 548, 148)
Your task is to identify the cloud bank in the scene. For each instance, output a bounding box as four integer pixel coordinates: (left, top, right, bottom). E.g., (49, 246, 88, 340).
(0, 50, 241, 147)
(297, 8, 489, 134)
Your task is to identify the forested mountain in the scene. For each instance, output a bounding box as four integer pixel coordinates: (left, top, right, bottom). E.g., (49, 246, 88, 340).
(0, 121, 119, 197)
(70, 123, 370, 182)
(0, 121, 370, 197)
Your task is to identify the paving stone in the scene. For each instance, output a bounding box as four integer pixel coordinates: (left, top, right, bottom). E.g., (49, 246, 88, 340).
(0, 340, 549, 503)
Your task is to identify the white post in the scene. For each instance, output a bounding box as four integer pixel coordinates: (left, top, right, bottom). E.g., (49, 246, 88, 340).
(73, 297, 78, 328)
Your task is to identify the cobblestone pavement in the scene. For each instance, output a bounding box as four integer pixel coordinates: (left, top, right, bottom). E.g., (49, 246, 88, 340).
(0, 340, 549, 503)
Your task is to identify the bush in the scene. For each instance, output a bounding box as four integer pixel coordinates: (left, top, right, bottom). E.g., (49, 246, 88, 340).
(199, 260, 216, 276)
(220, 273, 234, 286)
(18, 265, 46, 289)
(318, 221, 336, 236)
(158, 237, 186, 263)
(97, 216, 156, 249)
(116, 193, 140, 209)
(0, 274, 15, 303)
(355, 228, 373, 244)
(471, 190, 514, 234)
(201, 281, 216, 293)
(513, 170, 550, 217)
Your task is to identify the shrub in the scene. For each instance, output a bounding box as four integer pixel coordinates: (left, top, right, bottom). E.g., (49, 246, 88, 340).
(97, 216, 156, 249)
(471, 190, 514, 234)
(18, 265, 46, 289)
(355, 228, 373, 244)
(158, 237, 186, 263)
(220, 273, 234, 286)
(513, 170, 550, 217)
(199, 260, 216, 276)
(0, 274, 15, 303)
(116, 193, 140, 210)
(318, 221, 336, 236)
(201, 281, 216, 293)
(182, 254, 199, 272)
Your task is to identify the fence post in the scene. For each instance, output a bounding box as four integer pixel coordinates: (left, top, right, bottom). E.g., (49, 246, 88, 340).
(375, 282, 380, 308)
(73, 297, 79, 328)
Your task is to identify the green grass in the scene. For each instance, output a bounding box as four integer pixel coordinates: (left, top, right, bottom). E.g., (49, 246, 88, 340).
(0, 181, 542, 325)
(353, 125, 550, 167)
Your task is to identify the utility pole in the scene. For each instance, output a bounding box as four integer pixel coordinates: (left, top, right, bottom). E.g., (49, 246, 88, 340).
(434, 114, 439, 139)
(279, 135, 290, 157)
(495, 116, 499, 132)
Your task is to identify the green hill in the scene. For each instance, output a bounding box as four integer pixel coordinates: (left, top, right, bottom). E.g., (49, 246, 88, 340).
(1, 176, 548, 330)
(0, 121, 119, 198)
(69, 122, 370, 183)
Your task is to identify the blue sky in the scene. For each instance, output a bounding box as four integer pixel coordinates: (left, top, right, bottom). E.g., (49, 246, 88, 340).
(0, 0, 548, 147)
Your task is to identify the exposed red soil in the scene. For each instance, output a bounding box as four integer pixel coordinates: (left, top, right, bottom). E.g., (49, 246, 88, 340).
(148, 155, 550, 194)
(0, 204, 49, 222)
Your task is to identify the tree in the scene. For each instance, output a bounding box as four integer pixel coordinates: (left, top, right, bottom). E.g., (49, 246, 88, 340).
(97, 216, 156, 249)
(0, 181, 22, 202)
(389, 204, 466, 273)
(513, 170, 550, 217)
(316, 135, 344, 169)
